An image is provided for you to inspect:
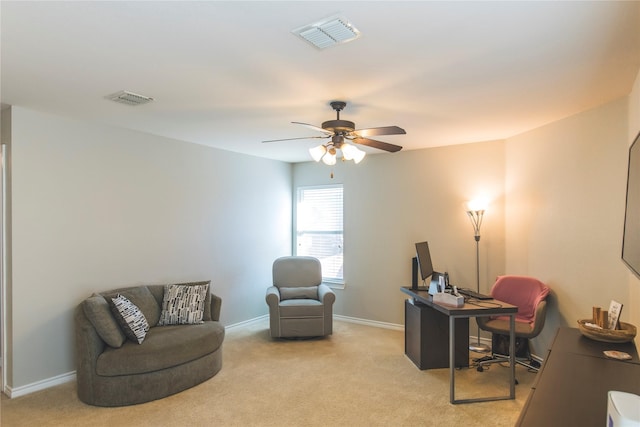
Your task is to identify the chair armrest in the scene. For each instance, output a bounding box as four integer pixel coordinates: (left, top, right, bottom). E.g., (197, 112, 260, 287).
(266, 286, 280, 308)
(74, 304, 106, 401)
(210, 293, 222, 322)
(318, 284, 336, 305)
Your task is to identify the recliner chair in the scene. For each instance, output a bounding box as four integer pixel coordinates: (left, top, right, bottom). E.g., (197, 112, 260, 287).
(474, 275, 550, 372)
(266, 256, 336, 338)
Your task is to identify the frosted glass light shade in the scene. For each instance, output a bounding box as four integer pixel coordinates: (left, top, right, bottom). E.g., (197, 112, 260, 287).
(309, 145, 327, 162)
(341, 143, 356, 160)
(322, 152, 337, 165)
(352, 146, 366, 164)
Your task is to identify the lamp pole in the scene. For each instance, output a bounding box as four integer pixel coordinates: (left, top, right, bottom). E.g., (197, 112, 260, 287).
(467, 208, 490, 353)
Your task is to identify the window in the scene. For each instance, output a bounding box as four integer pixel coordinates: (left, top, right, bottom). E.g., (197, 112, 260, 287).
(296, 185, 343, 284)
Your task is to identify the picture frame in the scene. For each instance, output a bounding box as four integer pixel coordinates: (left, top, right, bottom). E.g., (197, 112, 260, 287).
(622, 131, 640, 277)
(608, 300, 623, 330)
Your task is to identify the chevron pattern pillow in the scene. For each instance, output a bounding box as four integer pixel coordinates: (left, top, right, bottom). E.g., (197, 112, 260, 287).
(109, 294, 150, 344)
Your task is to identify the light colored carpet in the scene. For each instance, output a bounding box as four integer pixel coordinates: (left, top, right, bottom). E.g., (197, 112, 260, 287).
(0, 319, 534, 426)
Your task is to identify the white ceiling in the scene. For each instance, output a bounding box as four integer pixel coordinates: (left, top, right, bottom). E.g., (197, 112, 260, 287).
(2, 1, 640, 163)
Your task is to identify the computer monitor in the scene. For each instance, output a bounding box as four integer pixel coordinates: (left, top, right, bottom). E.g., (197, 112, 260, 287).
(415, 241, 434, 281)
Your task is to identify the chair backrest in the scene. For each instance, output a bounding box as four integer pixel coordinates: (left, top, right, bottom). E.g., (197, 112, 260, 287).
(490, 275, 550, 324)
(273, 256, 322, 288)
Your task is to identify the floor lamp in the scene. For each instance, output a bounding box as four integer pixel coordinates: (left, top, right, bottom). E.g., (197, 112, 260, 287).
(466, 204, 491, 353)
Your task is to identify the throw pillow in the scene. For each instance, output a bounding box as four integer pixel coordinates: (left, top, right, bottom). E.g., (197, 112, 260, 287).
(279, 286, 319, 300)
(168, 281, 213, 321)
(83, 294, 126, 348)
(158, 283, 209, 326)
(101, 286, 161, 327)
(109, 294, 150, 344)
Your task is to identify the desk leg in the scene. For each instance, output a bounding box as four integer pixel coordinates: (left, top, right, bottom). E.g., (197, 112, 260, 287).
(449, 315, 455, 404)
(452, 313, 517, 404)
(509, 314, 516, 398)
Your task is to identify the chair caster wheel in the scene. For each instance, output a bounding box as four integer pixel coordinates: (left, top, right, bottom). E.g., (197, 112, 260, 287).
(477, 366, 484, 372)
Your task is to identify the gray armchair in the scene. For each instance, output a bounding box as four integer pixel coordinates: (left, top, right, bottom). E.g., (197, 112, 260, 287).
(266, 256, 335, 338)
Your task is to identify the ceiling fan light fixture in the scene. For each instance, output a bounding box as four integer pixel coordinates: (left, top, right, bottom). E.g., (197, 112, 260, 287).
(264, 100, 403, 168)
(341, 143, 356, 160)
(309, 144, 327, 162)
(352, 147, 366, 164)
(322, 151, 337, 166)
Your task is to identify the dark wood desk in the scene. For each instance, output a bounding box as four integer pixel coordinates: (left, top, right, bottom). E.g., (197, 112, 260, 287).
(401, 287, 519, 404)
(404, 298, 470, 369)
(517, 327, 640, 427)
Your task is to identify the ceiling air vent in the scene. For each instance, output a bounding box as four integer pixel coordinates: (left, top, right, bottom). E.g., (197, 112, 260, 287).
(105, 90, 154, 106)
(293, 16, 361, 50)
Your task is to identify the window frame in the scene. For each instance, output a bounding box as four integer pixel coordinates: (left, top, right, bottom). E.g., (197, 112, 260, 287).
(294, 184, 344, 288)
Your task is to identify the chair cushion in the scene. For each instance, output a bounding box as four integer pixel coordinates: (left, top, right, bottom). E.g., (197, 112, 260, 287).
(279, 286, 318, 300)
(478, 317, 536, 338)
(96, 321, 225, 376)
(82, 294, 126, 348)
(279, 299, 324, 317)
(273, 256, 322, 287)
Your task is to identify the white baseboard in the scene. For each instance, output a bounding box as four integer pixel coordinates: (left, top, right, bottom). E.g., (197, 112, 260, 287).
(225, 314, 405, 332)
(225, 314, 269, 331)
(7, 371, 76, 399)
(334, 314, 404, 331)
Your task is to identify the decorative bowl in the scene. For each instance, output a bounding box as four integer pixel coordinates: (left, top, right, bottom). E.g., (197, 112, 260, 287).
(577, 319, 637, 343)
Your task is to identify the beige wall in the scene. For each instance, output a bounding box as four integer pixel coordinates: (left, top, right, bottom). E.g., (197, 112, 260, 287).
(505, 98, 630, 351)
(7, 107, 292, 390)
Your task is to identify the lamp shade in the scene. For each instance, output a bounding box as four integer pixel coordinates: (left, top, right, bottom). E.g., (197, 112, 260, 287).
(352, 146, 366, 164)
(322, 151, 337, 165)
(309, 145, 327, 162)
(466, 198, 488, 212)
(341, 143, 356, 160)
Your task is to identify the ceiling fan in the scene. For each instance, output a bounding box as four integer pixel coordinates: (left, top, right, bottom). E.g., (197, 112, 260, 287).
(263, 101, 405, 165)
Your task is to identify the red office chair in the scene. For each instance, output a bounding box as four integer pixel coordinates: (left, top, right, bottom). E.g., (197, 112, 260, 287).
(474, 275, 550, 373)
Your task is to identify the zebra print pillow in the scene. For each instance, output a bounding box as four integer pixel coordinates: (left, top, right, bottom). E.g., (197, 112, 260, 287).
(109, 294, 150, 344)
(158, 283, 209, 326)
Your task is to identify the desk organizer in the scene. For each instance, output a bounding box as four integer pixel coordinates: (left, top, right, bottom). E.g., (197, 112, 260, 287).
(433, 293, 464, 308)
(577, 319, 637, 343)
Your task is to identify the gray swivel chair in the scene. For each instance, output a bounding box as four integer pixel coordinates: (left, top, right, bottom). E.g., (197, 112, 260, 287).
(266, 256, 335, 338)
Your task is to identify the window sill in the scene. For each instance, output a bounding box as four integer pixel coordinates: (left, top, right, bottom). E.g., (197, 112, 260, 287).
(324, 281, 345, 290)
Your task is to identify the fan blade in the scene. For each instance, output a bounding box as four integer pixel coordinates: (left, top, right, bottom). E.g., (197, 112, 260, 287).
(351, 126, 406, 137)
(292, 122, 332, 135)
(352, 136, 403, 153)
(262, 135, 329, 143)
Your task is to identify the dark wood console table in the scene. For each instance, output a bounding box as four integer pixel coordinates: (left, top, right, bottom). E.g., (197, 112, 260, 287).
(516, 327, 640, 426)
